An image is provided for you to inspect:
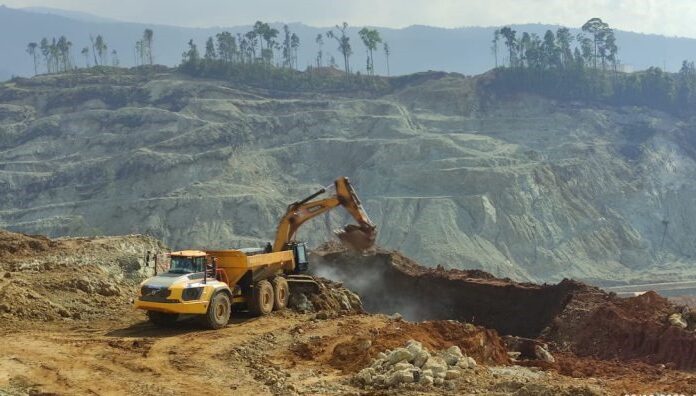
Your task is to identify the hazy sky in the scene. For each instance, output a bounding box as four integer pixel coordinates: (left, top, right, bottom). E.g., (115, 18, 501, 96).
(4, 0, 696, 38)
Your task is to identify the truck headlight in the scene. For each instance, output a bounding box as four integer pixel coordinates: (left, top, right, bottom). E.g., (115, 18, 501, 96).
(182, 287, 204, 301)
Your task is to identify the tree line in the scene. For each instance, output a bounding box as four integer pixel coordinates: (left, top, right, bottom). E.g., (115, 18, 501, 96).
(486, 18, 696, 115)
(180, 21, 391, 77)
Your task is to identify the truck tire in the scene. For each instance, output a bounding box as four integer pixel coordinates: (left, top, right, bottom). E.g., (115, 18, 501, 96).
(147, 311, 179, 327)
(250, 279, 274, 316)
(271, 277, 289, 311)
(204, 292, 231, 329)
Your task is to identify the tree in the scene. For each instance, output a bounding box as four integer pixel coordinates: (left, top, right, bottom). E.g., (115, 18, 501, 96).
(491, 29, 500, 68)
(111, 49, 119, 67)
(576, 33, 593, 67)
(290, 33, 300, 69)
(383, 41, 391, 76)
(282, 25, 293, 68)
(542, 30, 560, 69)
(499, 27, 517, 67)
(55, 35, 72, 71)
(91, 35, 107, 66)
(204, 36, 216, 60)
(143, 29, 154, 64)
(358, 27, 382, 75)
(581, 17, 609, 69)
(26, 42, 38, 75)
(328, 22, 353, 76)
(216, 31, 236, 63)
(39, 38, 50, 73)
(315, 33, 324, 68)
(555, 27, 573, 68)
(81, 46, 90, 68)
(181, 39, 200, 70)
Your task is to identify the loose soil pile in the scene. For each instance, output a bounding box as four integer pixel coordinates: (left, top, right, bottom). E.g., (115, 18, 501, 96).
(312, 244, 696, 370)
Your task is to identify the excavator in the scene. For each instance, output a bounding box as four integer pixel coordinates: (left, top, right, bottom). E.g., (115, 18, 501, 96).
(134, 176, 376, 329)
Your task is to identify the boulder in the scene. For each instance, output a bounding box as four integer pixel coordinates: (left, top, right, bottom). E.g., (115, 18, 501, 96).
(423, 356, 447, 374)
(534, 344, 555, 363)
(669, 313, 688, 329)
(441, 345, 463, 366)
(445, 369, 461, 380)
(388, 348, 413, 365)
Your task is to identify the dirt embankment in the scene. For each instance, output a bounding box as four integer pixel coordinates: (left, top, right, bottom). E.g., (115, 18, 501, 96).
(312, 245, 696, 370)
(0, 229, 166, 323)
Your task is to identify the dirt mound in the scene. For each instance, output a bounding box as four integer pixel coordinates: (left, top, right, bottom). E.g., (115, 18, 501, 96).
(0, 230, 59, 259)
(311, 245, 696, 370)
(547, 290, 696, 370)
(0, 230, 166, 324)
(311, 246, 584, 337)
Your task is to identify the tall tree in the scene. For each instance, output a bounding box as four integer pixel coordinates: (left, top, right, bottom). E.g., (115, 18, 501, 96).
(581, 17, 609, 69)
(327, 22, 353, 76)
(26, 42, 38, 75)
(182, 39, 200, 65)
(315, 33, 324, 68)
(290, 33, 300, 69)
(111, 49, 119, 67)
(216, 31, 236, 63)
(39, 38, 50, 73)
(204, 36, 216, 60)
(143, 29, 154, 64)
(491, 29, 500, 68)
(93, 35, 107, 66)
(499, 26, 517, 67)
(81, 46, 90, 68)
(358, 28, 382, 75)
(555, 27, 573, 68)
(383, 41, 391, 76)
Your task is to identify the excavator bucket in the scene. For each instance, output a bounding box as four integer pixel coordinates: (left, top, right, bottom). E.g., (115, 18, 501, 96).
(335, 224, 377, 251)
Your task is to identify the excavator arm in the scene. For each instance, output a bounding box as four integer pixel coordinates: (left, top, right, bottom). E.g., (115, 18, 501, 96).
(272, 177, 377, 252)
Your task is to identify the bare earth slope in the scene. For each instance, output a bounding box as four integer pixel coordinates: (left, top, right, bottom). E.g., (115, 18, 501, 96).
(2, 69, 696, 283)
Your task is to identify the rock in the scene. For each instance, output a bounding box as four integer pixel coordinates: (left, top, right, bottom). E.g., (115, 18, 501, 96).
(388, 348, 413, 365)
(464, 356, 476, 368)
(433, 377, 444, 386)
(421, 369, 433, 378)
(441, 345, 463, 365)
(356, 368, 373, 385)
(423, 356, 447, 374)
(388, 312, 403, 321)
(3, 272, 10, 278)
(315, 311, 329, 320)
(288, 293, 313, 313)
(413, 350, 430, 367)
(420, 375, 434, 385)
(534, 344, 555, 363)
(445, 369, 461, 379)
(669, 313, 688, 329)
(393, 362, 412, 371)
(507, 351, 522, 360)
(388, 369, 414, 385)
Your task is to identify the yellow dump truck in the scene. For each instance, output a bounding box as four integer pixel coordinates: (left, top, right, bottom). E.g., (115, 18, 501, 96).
(134, 177, 376, 329)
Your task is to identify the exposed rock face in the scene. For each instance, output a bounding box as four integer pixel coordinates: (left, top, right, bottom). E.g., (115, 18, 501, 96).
(2, 69, 696, 282)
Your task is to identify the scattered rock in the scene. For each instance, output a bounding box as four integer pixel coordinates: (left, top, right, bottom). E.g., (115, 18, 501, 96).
(669, 313, 688, 329)
(534, 344, 556, 363)
(289, 293, 313, 313)
(388, 312, 403, 321)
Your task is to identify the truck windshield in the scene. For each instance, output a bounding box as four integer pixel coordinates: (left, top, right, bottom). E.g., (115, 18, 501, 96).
(169, 256, 205, 274)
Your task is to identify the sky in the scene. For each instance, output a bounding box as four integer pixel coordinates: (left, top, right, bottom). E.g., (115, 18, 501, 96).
(3, 0, 696, 38)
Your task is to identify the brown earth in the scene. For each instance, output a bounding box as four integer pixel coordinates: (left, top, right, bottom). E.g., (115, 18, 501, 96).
(312, 244, 696, 371)
(2, 230, 696, 395)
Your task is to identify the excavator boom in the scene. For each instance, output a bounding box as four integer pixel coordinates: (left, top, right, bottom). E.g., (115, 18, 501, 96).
(273, 177, 376, 252)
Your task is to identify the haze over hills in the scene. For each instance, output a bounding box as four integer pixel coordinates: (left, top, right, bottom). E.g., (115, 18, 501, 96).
(3, 5, 696, 81)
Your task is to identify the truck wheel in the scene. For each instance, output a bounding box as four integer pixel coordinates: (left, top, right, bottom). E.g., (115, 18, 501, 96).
(272, 277, 289, 311)
(250, 279, 274, 316)
(147, 311, 179, 327)
(204, 292, 231, 329)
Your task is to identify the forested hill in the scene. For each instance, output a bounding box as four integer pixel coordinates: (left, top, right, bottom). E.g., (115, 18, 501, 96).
(4, 4, 696, 81)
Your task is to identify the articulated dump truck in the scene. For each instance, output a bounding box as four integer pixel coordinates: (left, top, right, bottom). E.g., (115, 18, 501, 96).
(134, 177, 376, 329)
